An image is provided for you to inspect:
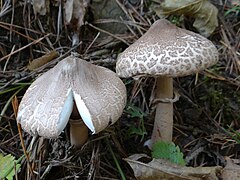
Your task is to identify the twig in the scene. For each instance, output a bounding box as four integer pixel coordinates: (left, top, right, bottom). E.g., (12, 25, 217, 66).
(87, 22, 130, 45)
(0, 34, 51, 62)
(10, 0, 15, 42)
(0, 22, 44, 42)
(84, 32, 100, 55)
(37, 19, 54, 49)
(17, 123, 34, 177)
(11, 96, 34, 177)
(0, 0, 11, 17)
(3, 45, 15, 71)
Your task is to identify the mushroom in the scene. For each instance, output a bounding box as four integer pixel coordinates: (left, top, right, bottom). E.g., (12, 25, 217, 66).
(17, 55, 127, 147)
(116, 19, 218, 145)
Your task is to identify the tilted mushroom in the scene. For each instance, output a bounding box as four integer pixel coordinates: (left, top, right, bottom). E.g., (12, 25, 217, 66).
(17, 55, 127, 146)
(116, 19, 218, 146)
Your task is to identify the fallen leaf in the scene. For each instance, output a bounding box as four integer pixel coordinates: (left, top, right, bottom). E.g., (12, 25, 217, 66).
(222, 157, 240, 180)
(64, 0, 89, 29)
(152, 0, 219, 37)
(91, 0, 128, 36)
(64, 0, 74, 24)
(27, 50, 59, 71)
(125, 154, 222, 180)
(32, 0, 50, 15)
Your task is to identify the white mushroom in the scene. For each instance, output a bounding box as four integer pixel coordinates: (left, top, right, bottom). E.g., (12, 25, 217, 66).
(116, 19, 218, 145)
(17, 55, 127, 146)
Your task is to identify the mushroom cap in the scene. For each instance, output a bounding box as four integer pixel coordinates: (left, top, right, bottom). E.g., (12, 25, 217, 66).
(116, 19, 219, 78)
(17, 56, 127, 138)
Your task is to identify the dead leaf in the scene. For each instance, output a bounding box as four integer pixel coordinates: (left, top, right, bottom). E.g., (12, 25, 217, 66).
(64, 0, 74, 23)
(125, 154, 222, 180)
(11, 96, 19, 118)
(152, 0, 218, 37)
(27, 50, 59, 71)
(32, 0, 50, 15)
(91, 0, 128, 36)
(222, 157, 240, 180)
(64, 0, 89, 29)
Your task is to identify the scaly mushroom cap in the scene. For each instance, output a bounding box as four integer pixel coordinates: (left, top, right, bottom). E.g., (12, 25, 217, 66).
(116, 19, 219, 78)
(17, 56, 127, 138)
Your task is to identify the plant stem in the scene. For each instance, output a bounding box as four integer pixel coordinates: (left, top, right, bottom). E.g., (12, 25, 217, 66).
(106, 139, 126, 180)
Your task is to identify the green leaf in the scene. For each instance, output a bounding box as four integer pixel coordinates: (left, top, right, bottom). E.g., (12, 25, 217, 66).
(126, 104, 145, 118)
(128, 126, 147, 136)
(0, 153, 22, 179)
(152, 141, 185, 165)
(125, 104, 147, 141)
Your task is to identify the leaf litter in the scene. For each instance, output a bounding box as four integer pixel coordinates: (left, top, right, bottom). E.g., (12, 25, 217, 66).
(152, 0, 219, 37)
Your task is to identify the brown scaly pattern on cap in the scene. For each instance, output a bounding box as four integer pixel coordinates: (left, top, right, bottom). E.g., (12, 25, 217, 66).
(116, 19, 219, 78)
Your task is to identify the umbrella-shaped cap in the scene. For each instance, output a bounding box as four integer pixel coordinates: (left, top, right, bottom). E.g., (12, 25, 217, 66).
(116, 19, 219, 78)
(17, 56, 127, 138)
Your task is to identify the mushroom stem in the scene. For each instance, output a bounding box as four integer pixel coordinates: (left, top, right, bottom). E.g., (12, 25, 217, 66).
(69, 119, 88, 147)
(151, 77, 173, 143)
(69, 102, 89, 147)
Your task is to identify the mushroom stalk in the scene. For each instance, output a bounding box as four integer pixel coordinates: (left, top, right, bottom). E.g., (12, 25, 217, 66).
(151, 77, 173, 143)
(69, 102, 89, 147)
(69, 119, 88, 147)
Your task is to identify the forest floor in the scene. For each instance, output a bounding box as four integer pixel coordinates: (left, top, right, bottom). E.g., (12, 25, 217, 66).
(0, 0, 239, 179)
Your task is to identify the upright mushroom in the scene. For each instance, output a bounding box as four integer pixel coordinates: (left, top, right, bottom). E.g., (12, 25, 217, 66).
(17, 55, 127, 146)
(116, 19, 218, 145)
